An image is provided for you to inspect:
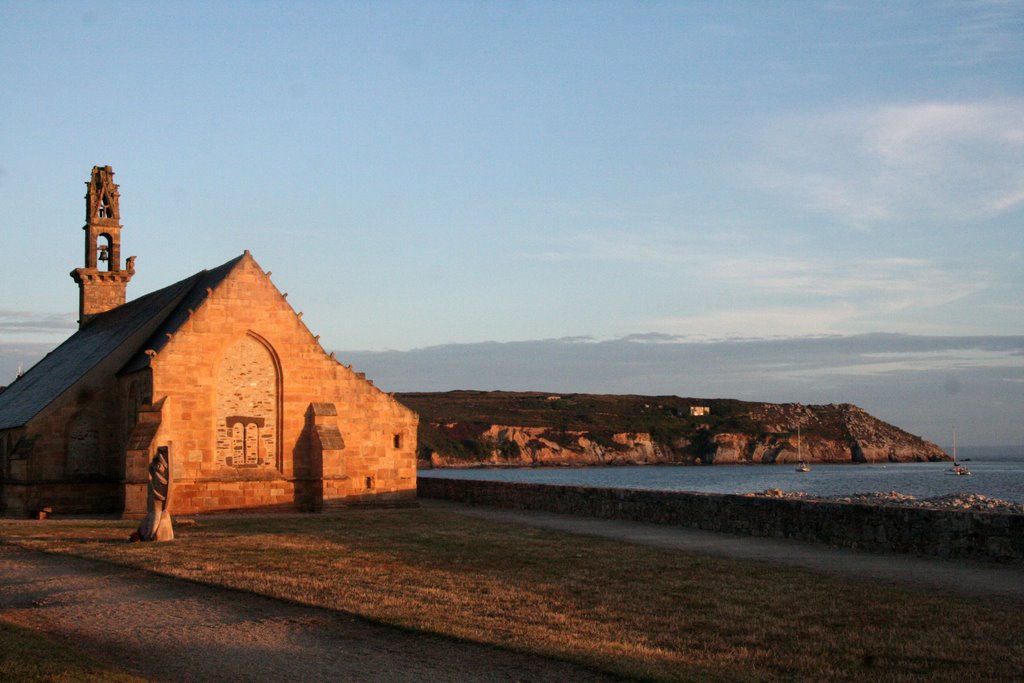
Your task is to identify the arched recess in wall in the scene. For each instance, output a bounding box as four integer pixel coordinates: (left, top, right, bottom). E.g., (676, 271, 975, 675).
(66, 410, 103, 478)
(96, 233, 112, 272)
(214, 331, 283, 471)
(121, 378, 151, 448)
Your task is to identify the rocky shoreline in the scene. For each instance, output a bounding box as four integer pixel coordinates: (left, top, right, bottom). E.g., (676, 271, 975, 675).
(401, 392, 949, 468)
(754, 489, 1024, 515)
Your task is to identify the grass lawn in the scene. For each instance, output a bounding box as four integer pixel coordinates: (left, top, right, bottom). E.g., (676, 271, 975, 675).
(0, 617, 143, 683)
(2, 508, 1022, 682)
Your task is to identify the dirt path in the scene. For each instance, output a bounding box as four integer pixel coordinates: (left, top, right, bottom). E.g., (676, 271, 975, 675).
(424, 500, 1024, 605)
(0, 544, 620, 682)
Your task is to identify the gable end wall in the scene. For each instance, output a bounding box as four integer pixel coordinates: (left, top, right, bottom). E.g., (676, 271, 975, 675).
(146, 255, 417, 514)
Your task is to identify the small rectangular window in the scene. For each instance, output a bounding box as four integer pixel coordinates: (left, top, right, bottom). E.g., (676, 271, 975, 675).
(393, 433, 402, 449)
(365, 476, 374, 490)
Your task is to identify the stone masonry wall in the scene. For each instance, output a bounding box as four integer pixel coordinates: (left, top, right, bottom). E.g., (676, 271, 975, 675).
(77, 272, 131, 322)
(4, 482, 119, 516)
(5, 302, 176, 515)
(147, 254, 417, 514)
(215, 334, 278, 468)
(418, 478, 1024, 562)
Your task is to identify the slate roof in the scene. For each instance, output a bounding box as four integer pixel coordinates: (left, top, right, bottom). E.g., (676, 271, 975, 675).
(0, 254, 246, 430)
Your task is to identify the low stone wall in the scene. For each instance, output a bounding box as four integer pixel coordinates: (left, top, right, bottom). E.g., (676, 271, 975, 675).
(2, 481, 121, 517)
(418, 478, 1024, 562)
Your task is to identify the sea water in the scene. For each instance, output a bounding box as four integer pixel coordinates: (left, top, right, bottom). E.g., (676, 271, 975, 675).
(419, 449, 1024, 504)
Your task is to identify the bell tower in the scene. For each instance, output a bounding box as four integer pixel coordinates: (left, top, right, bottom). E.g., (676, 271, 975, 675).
(70, 166, 135, 327)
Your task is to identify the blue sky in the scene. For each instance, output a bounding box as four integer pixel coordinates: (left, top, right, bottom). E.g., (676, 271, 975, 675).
(2, 2, 1022, 445)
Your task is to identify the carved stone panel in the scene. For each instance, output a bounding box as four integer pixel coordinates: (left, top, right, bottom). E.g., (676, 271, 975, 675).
(215, 335, 278, 468)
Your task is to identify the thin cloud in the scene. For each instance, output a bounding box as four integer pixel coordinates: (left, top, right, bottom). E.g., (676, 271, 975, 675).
(0, 309, 76, 336)
(684, 253, 982, 336)
(618, 332, 691, 344)
(940, 0, 1024, 66)
(537, 231, 698, 265)
(654, 304, 862, 339)
(712, 256, 990, 309)
(752, 98, 1024, 227)
(538, 235, 986, 312)
(535, 232, 989, 338)
(784, 348, 1024, 378)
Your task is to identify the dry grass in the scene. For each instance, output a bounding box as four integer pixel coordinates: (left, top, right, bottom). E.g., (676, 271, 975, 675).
(2, 509, 1022, 682)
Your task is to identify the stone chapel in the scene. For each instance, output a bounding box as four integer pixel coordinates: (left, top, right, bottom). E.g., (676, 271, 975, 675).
(0, 166, 418, 517)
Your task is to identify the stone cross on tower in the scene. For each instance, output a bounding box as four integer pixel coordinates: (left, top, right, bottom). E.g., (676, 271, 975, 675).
(70, 166, 136, 327)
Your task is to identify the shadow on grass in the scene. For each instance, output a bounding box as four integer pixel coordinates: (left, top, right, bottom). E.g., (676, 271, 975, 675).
(4, 509, 1024, 682)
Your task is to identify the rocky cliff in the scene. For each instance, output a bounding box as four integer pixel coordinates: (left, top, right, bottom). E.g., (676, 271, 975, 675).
(396, 391, 949, 468)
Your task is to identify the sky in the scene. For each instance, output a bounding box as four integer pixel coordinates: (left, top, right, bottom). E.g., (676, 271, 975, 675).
(1, 2, 1022, 446)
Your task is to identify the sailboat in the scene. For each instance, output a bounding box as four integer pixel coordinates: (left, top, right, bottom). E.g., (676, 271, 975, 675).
(948, 428, 971, 476)
(795, 424, 810, 473)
